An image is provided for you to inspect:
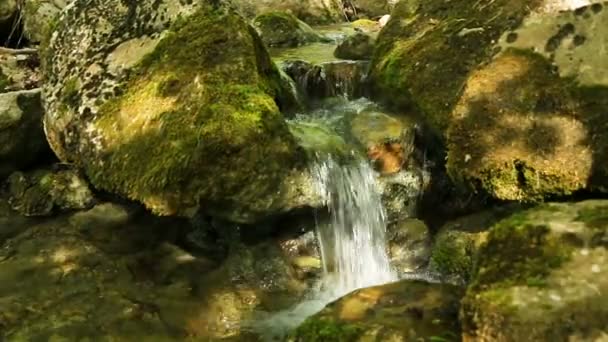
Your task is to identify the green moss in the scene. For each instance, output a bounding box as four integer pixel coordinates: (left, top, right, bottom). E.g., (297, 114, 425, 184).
(61, 77, 81, 109)
(84, 4, 301, 216)
(370, 0, 543, 136)
(430, 231, 476, 282)
(292, 318, 364, 342)
(470, 211, 572, 291)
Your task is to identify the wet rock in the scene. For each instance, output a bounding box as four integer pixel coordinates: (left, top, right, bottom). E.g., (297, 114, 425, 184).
(281, 59, 369, 99)
(351, 110, 416, 174)
(41, 0, 311, 223)
(68, 202, 132, 229)
(7, 167, 95, 216)
(0, 52, 40, 92)
(290, 280, 463, 341)
(252, 12, 327, 48)
(288, 120, 351, 160)
(377, 169, 426, 222)
(461, 200, 608, 341)
(22, 0, 68, 43)
(387, 218, 431, 274)
(0, 89, 49, 180)
(334, 32, 374, 60)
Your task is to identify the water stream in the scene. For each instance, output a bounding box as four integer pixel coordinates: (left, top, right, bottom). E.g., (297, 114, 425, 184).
(250, 154, 396, 340)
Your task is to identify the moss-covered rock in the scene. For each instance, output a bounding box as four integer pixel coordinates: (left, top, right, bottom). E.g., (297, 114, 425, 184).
(290, 280, 463, 341)
(22, 0, 67, 43)
(372, 1, 608, 201)
(369, 0, 541, 134)
(0, 89, 50, 180)
(41, 0, 314, 223)
(461, 200, 608, 341)
(253, 12, 327, 48)
(334, 32, 374, 60)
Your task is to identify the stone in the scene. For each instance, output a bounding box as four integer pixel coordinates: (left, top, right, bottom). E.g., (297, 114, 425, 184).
(41, 0, 313, 223)
(252, 12, 326, 48)
(370, 0, 608, 201)
(351, 0, 390, 18)
(334, 32, 374, 60)
(0, 52, 40, 92)
(461, 200, 608, 341)
(22, 0, 68, 43)
(290, 280, 463, 341)
(387, 218, 431, 274)
(231, 0, 344, 25)
(0, 89, 50, 180)
(7, 167, 96, 216)
(0, 0, 18, 35)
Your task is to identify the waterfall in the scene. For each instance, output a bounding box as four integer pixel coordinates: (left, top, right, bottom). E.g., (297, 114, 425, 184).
(249, 155, 396, 340)
(312, 155, 397, 296)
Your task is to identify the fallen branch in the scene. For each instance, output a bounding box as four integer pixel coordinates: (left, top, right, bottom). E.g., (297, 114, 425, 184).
(0, 47, 38, 55)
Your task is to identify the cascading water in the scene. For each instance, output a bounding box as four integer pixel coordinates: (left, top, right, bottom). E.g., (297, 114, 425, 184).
(250, 154, 396, 340)
(312, 155, 397, 297)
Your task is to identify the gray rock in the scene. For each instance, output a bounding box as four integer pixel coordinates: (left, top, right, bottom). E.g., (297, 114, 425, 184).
(252, 12, 327, 48)
(334, 32, 374, 60)
(0, 89, 49, 180)
(22, 0, 68, 43)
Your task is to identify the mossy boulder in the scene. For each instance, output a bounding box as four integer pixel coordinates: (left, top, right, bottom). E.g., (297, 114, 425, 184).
(461, 200, 608, 341)
(371, 1, 608, 201)
(334, 32, 374, 60)
(0, 89, 50, 180)
(41, 0, 313, 223)
(290, 280, 463, 341)
(232, 0, 343, 25)
(22, 0, 67, 43)
(252, 12, 327, 48)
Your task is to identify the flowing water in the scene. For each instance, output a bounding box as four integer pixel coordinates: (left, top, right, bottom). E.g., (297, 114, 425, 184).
(250, 154, 396, 340)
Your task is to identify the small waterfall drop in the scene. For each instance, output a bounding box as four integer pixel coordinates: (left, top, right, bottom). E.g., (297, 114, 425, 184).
(312, 155, 397, 296)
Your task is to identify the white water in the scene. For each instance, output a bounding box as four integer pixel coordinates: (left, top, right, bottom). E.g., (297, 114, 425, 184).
(312, 156, 397, 295)
(250, 155, 396, 340)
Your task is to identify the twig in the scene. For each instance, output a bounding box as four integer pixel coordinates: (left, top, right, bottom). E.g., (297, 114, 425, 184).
(0, 47, 38, 55)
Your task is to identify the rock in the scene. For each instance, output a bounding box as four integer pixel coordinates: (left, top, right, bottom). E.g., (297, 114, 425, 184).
(428, 205, 521, 283)
(0, 89, 50, 180)
(334, 32, 374, 60)
(371, 0, 608, 201)
(290, 280, 463, 341)
(68, 202, 132, 229)
(0, 51, 40, 92)
(288, 120, 351, 159)
(232, 0, 344, 24)
(387, 218, 431, 274)
(461, 200, 608, 341)
(281, 59, 369, 99)
(351, 19, 380, 33)
(377, 169, 426, 222)
(41, 0, 312, 223)
(22, 0, 68, 43)
(350, 110, 416, 174)
(0, 0, 18, 33)
(7, 167, 95, 216)
(252, 12, 326, 48)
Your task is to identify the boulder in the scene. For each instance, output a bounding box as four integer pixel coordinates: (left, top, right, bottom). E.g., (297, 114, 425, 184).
(351, 0, 390, 18)
(0, 89, 49, 179)
(334, 32, 374, 60)
(461, 201, 608, 341)
(252, 12, 326, 48)
(370, 0, 608, 201)
(232, 0, 343, 25)
(290, 280, 463, 341)
(22, 0, 68, 43)
(41, 0, 313, 223)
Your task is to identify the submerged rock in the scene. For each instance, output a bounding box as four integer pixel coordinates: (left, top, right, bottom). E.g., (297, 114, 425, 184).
(290, 280, 463, 341)
(252, 12, 327, 48)
(462, 200, 608, 341)
(41, 0, 312, 223)
(334, 32, 374, 60)
(0, 89, 50, 179)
